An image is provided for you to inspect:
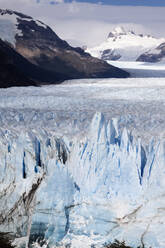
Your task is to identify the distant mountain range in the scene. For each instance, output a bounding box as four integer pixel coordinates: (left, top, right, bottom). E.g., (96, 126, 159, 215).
(87, 27, 165, 63)
(0, 9, 129, 88)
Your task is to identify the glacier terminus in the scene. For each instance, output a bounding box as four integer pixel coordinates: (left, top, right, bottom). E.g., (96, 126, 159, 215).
(0, 78, 165, 248)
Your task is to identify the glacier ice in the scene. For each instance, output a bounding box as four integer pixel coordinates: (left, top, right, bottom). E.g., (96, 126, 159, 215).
(0, 78, 165, 143)
(0, 112, 165, 248)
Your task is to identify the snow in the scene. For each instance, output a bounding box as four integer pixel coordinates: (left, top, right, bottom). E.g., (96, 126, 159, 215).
(35, 20, 47, 29)
(87, 27, 165, 61)
(112, 26, 126, 35)
(147, 48, 161, 55)
(0, 13, 23, 46)
(0, 9, 47, 47)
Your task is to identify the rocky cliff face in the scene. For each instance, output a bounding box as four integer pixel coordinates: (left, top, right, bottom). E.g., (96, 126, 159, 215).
(0, 9, 129, 84)
(0, 38, 35, 88)
(0, 38, 68, 88)
(0, 113, 165, 248)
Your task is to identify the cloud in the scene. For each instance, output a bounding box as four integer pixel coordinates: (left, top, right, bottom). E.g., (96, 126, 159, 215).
(0, 0, 165, 47)
(37, 0, 64, 3)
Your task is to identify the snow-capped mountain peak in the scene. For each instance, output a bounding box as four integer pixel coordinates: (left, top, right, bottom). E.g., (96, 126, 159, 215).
(108, 26, 127, 38)
(108, 26, 155, 39)
(87, 26, 165, 61)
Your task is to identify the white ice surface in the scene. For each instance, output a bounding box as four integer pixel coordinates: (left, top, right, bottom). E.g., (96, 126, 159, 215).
(0, 111, 164, 248)
(0, 78, 165, 142)
(108, 61, 165, 70)
(108, 61, 165, 78)
(0, 78, 165, 248)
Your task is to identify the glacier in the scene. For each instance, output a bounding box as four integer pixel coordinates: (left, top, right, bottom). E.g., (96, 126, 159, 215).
(0, 113, 165, 248)
(106, 61, 165, 78)
(0, 79, 165, 248)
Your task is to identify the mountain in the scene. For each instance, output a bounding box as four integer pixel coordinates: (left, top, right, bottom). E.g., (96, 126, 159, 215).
(0, 9, 129, 86)
(0, 38, 70, 88)
(137, 42, 165, 62)
(87, 26, 165, 62)
(0, 38, 35, 88)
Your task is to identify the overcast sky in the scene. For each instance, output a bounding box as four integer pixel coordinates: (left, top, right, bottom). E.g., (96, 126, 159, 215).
(59, 0, 165, 6)
(0, 0, 165, 47)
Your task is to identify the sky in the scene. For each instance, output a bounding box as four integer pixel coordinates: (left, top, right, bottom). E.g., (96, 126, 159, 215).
(0, 0, 165, 47)
(63, 0, 165, 6)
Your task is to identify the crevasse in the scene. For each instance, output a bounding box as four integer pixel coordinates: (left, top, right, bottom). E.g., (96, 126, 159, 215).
(0, 113, 165, 248)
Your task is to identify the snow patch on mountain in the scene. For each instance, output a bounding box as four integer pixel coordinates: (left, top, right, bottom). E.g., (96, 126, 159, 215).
(87, 27, 165, 62)
(0, 9, 47, 47)
(35, 20, 47, 29)
(0, 12, 22, 46)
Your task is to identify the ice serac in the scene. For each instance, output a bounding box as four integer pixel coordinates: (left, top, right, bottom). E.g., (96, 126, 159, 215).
(0, 113, 165, 247)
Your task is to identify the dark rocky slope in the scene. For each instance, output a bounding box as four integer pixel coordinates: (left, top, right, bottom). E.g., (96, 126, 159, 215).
(0, 9, 129, 81)
(0, 38, 66, 88)
(0, 38, 35, 88)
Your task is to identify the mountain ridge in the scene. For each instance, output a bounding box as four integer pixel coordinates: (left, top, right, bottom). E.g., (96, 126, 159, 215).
(0, 9, 129, 87)
(87, 26, 165, 62)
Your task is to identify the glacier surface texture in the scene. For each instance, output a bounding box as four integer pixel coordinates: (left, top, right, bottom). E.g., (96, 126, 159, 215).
(0, 79, 165, 248)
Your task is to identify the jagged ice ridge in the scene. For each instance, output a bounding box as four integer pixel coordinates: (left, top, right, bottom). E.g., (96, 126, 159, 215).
(0, 113, 165, 248)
